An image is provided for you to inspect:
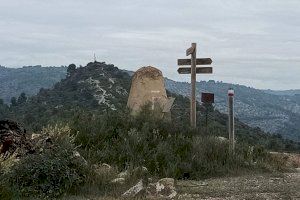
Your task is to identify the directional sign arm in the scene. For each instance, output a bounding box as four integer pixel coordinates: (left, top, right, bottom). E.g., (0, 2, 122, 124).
(196, 58, 212, 65)
(186, 46, 195, 56)
(178, 58, 212, 65)
(177, 67, 213, 74)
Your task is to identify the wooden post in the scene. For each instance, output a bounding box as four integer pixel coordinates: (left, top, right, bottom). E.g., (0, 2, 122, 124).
(178, 43, 213, 129)
(228, 89, 235, 152)
(191, 43, 197, 128)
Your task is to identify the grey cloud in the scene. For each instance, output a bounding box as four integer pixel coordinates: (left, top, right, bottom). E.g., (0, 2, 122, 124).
(0, 0, 299, 90)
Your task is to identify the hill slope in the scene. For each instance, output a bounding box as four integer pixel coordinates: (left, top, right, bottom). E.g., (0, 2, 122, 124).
(0, 65, 67, 104)
(1, 61, 299, 151)
(1, 65, 300, 141)
(165, 79, 300, 141)
(2, 62, 130, 130)
(264, 89, 300, 96)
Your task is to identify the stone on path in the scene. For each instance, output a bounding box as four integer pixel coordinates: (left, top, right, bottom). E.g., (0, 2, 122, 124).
(122, 179, 145, 198)
(122, 177, 177, 199)
(111, 177, 125, 184)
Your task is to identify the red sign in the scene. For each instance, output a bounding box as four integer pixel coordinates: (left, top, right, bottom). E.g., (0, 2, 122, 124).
(201, 93, 214, 103)
(228, 89, 234, 96)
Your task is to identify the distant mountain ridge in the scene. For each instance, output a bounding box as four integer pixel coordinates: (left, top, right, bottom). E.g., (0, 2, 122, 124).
(165, 79, 300, 141)
(263, 89, 300, 96)
(0, 65, 67, 103)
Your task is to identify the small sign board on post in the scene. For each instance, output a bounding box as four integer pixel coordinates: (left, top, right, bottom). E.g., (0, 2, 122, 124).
(201, 92, 214, 134)
(228, 89, 234, 97)
(201, 93, 214, 104)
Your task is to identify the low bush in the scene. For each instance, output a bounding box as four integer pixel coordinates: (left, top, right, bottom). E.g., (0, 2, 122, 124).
(0, 109, 289, 199)
(0, 126, 88, 199)
(191, 136, 235, 178)
(70, 109, 283, 180)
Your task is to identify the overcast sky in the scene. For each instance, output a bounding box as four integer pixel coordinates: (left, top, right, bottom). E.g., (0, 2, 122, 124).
(0, 0, 299, 90)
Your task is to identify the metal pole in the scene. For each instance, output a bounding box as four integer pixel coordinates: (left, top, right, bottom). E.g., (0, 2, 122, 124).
(228, 89, 235, 153)
(191, 43, 197, 128)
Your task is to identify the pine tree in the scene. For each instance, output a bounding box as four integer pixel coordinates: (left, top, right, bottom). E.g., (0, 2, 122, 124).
(11, 97, 17, 106)
(17, 92, 27, 104)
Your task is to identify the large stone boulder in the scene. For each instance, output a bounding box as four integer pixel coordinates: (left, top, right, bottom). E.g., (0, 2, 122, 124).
(127, 66, 174, 117)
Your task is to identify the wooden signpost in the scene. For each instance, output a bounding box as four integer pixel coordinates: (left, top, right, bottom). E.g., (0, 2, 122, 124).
(177, 43, 213, 128)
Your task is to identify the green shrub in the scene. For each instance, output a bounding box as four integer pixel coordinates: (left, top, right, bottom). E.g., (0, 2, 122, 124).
(4, 126, 88, 199)
(69, 110, 282, 180)
(0, 110, 289, 199)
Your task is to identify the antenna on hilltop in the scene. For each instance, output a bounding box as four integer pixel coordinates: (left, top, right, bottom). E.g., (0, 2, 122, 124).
(94, 53, 97, 62)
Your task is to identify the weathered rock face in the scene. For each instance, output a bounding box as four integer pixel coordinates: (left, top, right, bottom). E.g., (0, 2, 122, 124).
(0, 120, 32, 157)
(127, 66, 170, 115)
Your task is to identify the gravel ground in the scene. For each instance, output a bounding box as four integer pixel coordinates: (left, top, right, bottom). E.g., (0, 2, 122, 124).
(63, 170, 300, 200)
(177, 170, 300, 200)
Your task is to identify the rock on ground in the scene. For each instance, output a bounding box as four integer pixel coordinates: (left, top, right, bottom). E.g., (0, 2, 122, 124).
(147, 178, 177, 199)
(122, 179, 145, 198)
(0, 120, 32, 157)
(111, 177, 125, 184)
(122, 178, 177, 199)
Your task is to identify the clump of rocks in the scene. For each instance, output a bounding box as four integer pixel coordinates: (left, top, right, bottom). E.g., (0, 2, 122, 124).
(122, 177, 177, 199)
(94, 163, 178, 199)
(0, 120, 33, 158)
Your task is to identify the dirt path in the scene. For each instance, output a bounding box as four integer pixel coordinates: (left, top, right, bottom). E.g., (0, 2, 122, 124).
(177, 171, 300, 200)
(65, 170, 300, 200)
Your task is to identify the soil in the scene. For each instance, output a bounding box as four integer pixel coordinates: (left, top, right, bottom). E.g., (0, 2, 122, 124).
(64, 170, 300, 200)
(177, 170, 300, 200)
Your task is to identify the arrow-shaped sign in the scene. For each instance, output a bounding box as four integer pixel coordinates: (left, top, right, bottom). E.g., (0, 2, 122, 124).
(186, 46, 195, 56)
(178, 58, 212, 66)
(177, 67, 213, 74)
